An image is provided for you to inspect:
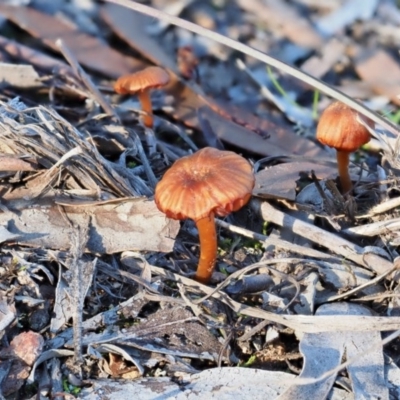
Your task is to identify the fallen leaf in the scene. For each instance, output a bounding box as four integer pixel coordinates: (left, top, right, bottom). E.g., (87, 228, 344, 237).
(0, 63, 42, 89)
(315, 0, 379, 37)
(355, 49, 400, 105)
(279, 303, 387, 399)
(101, 3, 177, 72)
(0, 197, 179, 254)
(51, 257, 96, 333)
(0, 4, 141, 78)
(8, 331, 44, 366)
(198, 106, 328, 157)
(237, 0, 323, 49)
(301, 38, 346, 78)
(255, 162, 336, 201)
(0, 35, 75, 78)
(0, 295, 15, 331)
(79, 305, 222, 361)
(78, 368, 354, 399)
(0, 155, 37, 171)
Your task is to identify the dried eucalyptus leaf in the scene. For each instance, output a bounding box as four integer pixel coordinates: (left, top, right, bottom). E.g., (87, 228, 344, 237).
(0, 198, 179, 254)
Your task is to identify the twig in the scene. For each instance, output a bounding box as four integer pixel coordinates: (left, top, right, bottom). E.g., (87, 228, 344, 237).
(256, 200, 394, 275)
(215, 218, 338, 260)
(104, 0, 400, 137)
(121, 252, 400, 333)
(323, 259, 400, 303)
(56, 39, 119, 120)
(68, 224, 95, 368)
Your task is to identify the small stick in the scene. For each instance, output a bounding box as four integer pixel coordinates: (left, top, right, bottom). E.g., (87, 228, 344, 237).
(257, 200, 393, 275)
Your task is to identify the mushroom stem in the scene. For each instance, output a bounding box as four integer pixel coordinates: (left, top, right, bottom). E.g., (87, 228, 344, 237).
(336, 150, 352, 194)
(195, 212, 217, 284)
(137, 90, 153, 128)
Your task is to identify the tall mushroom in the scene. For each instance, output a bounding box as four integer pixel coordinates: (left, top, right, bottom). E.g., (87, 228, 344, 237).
(114, 66, 170, 129)
(155, 147, 255, 284)
(316, 101, 374, 194)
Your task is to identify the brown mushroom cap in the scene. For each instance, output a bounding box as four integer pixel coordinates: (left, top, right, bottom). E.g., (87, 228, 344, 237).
(316, 101, 374, 152)
(114, 66, 170, 95)
(155, 147, 255, 221)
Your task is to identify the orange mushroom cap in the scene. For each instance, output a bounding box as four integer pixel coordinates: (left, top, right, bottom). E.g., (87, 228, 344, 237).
(316, 101, 374, 152)
(114, 66, 170, 95)
(155, 147, 255, 221)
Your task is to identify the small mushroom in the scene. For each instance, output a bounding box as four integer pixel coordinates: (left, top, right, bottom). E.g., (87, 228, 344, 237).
(114, 66, 170, 129)
(155, 147, 255, 284)
(316, 101, 374, 194)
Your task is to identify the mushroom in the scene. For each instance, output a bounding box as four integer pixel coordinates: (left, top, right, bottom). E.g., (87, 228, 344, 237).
(316, 101, 374, 194)
(155, 147, 255, 284)
(114, 66, 170, 129)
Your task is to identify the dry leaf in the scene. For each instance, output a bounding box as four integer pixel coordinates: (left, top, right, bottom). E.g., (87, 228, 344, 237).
(198, 106, 328, 157)
(355, 49, 400, 105)
(7, 331, 44, 366)
(315, 0, 379, 36)
(237, 0, 323, 48)
(0, 155, 37, 171)
(0, 35, 75, 77)
(279, 303, 387, 400)
(0, 4, 141, 78)
(0, 197, 179, 254)
(101, 3, 177, 72)
(0, 63, 42, 89)
(255, 162, 336, 201)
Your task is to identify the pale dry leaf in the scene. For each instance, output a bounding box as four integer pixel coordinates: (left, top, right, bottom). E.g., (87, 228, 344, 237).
(95, 344, 144, 376)
(258, 201, 394, 275)
(80, 368, 353, 400)
(278, 303, 387, 400)
(315, 0, 379, 37)
(0, 295, 15, 331)
(0, 63, 42, 89)
(0, 197, 179, 254)
(0, 226, 20, 243)
(27, 349, 75, 384)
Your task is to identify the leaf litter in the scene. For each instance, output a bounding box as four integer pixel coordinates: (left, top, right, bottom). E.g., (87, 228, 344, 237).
(0, 0, 400, 399)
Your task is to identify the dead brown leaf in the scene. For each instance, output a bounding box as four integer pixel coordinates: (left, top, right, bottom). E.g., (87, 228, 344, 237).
(0, 331, 44, 396)
(101, 3, 177, 72)
(354, 49, 400, 106)
(0, 35, 76, 78)
(8, 331, 44, 366)
(254, 161, 336, 201)
(0, 4, 141, 78)
(198, 106, 328, 157)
